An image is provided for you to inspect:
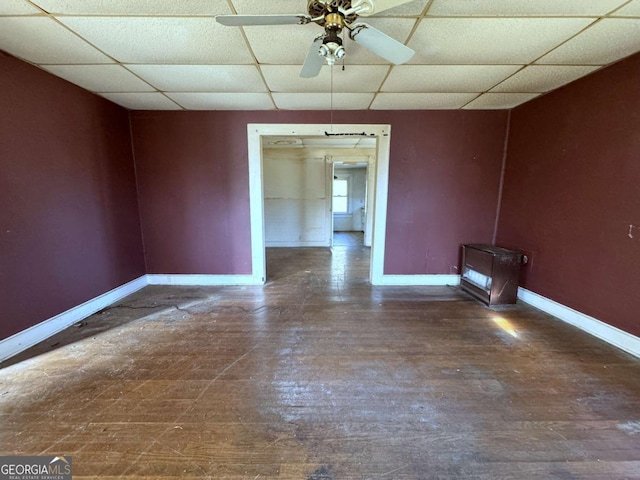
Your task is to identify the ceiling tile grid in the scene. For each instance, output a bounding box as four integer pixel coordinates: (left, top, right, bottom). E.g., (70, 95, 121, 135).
(407, 17, 597, 65)
(100, 92, 182, 110)
(127, 64, 268, 93)
(489, 65, 601, 93)
(57, 16, 256, 64)
(381, 65, 523, 93)
(41, 64, 156, 92)
(371, 92, 479, 109)
(614, 0, 640, 16)
(0, 0, 638, 110)
(0, 16, 113, 64)
(0, 0, 41, 15)
(30, 0, 232, 15)
(427, 0, 631, 17)
(463, 93, 541, 110)
(261, 65, 390, 93)
(166, 92, 275, 110)
(536, 18, 640, 65)
(272, 92, 375, 110)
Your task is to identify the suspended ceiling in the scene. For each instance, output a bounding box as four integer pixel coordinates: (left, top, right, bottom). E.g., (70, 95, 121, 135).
(1, 0, 640, 111)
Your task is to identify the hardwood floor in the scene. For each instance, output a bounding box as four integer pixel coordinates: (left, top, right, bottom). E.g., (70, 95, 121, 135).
(2, 240, 640, 479)
(332, 231, 365, 247)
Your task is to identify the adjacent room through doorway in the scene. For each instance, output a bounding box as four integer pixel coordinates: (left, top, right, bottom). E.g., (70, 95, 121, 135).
(248, 124, 389, 285)
(260, 134, 375, 282)
(332, 161, 370, 248)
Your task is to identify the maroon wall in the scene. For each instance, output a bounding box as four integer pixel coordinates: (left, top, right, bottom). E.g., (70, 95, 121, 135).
(130, 110, 509, 276)
(379, 111, 508, 274)
(0, 52, 146, 341)
(497, 53, 640, 337)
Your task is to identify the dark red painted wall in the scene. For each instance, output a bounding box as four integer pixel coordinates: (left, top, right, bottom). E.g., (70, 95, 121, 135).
(130, 110, 509, 275)
(379, 111, 508, 274)
(0, 52, 146, 341)
(497, 53, 640, 337)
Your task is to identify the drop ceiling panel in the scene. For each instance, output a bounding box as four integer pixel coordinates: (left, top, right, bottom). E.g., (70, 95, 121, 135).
(127, 65, 267, 92)
(373, 0, 427, 17)
(0, 17, 113, 64)
(229, 0, 305, 15)
(244, 25, 318, 65)
(463, 93, 540, 110)
(491, 65, 600, 93)
(273, 93, 374, 110)
(371, 93, 478, 109)
(30, 0, 231, 15)
(100, 92, 181, 110)
(58, 16, 254, 64)
(428, 0, 629, 17)
(613, 1, 640, 16)
(41, 64, 156, 92)
(0, 0, 42, 14)
(382, 65, 522, 92)
(261, 65, 389, 92)
(230, 0, 426, 16)
(167, 92, 275, 110)
(408, 17, 595, 65)
(537, 19, 640, 65)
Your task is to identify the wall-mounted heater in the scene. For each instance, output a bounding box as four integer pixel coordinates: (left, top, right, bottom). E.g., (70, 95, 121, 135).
(461, 244, 526, 306)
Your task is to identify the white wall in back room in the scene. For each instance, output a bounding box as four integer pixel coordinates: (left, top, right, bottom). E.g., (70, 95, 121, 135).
(263, 149, 332, 247)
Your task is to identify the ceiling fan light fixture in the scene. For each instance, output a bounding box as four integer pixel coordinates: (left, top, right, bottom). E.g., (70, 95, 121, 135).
(319, 30, 346, 65)
(319, 42, 346, 65)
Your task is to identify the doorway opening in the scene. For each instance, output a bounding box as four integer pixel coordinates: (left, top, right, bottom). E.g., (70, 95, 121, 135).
(331, 160, 371, 249)
(247, 124, 391, 285)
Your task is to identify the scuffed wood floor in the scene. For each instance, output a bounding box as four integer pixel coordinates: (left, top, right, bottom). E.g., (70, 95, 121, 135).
(2, 235, 640, 479)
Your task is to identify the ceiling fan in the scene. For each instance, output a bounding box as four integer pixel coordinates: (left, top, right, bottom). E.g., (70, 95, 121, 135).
(216, 0, 416, 78)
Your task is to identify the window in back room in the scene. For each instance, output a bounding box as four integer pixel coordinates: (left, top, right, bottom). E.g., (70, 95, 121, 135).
(333, 176, 349, 214)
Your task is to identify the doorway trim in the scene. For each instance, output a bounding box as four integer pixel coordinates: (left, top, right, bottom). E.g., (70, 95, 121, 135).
(247, 123, 391, 285)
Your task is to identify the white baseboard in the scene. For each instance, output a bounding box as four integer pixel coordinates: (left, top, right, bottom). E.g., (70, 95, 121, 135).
(0, 276, 148, 363)
(266, 243, 330, 248)
(8, 275, 635, 366)
(518, 288, 640, 359)
(376, 274, 461, 286)
(147, 274, 265, 286)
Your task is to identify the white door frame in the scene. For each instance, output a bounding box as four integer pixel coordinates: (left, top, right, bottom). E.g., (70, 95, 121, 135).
(247, 123, 391, 285)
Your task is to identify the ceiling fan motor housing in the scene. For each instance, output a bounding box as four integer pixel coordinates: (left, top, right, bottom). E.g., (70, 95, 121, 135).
(308, 0, 358, 25)
(307, 1, 352, 65)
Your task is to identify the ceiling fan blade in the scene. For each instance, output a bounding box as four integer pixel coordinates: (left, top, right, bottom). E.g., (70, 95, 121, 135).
(216, 14, 311, 26)
(349, 23, 415, 64)
(300, 37, 325, 78)
(350, 0, 416, 16)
